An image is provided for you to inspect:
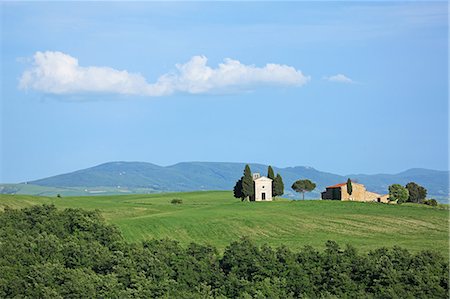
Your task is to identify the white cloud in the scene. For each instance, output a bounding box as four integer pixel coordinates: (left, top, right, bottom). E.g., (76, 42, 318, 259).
(19, 51, 310, 96)
(324, 74, 354, 84)
(19, 51, 170, 96)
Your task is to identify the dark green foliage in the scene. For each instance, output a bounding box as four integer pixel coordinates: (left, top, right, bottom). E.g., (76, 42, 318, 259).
(0, 205, 448, 298)
(406, 182, 427, 203)
(233, 177, 244, 201)
(267, 166, 275, 198)
(170, 198, 183, 204)
(347, 178, 353, 195)
(291, 179, 316, 200)
(241, 164, 254, 201)
(273, 174, 284, 198)
(267, 166, 275, 181)
(389, 184, 409, 203)
(423, 199, 438, 206)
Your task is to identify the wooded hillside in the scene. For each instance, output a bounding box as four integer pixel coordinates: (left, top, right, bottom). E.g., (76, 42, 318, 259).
(1, 205, 448, 298)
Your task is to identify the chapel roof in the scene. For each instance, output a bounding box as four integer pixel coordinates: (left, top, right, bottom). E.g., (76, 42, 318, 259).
(254, 176, 272, 181)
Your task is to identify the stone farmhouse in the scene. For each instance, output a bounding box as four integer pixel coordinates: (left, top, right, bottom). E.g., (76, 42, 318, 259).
(252, 173, 273, 201)
(321, 182, 389, 203)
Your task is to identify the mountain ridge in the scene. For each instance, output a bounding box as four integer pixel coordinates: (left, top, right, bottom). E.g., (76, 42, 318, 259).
(13, 161, 447, 200)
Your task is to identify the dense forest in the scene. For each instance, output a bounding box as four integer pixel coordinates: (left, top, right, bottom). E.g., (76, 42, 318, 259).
(0, 205, 448, 298)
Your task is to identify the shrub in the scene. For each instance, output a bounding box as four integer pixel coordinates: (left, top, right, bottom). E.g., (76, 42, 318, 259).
(423, 199, 438, 207)
(171, 198, 183, 204)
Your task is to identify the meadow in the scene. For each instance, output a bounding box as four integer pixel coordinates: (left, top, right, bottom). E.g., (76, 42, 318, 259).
(0, 191, 448, 255)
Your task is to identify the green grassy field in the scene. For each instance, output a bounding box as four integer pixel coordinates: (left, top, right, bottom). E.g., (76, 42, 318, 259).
(0, 191, 448, 255)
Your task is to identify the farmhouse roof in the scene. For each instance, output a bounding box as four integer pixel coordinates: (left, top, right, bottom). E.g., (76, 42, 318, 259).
(326, 182, 363, 189)
(326, 183, 347, 188)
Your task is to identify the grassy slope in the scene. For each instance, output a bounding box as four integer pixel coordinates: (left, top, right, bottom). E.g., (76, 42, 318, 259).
(0, 191, 448, 255)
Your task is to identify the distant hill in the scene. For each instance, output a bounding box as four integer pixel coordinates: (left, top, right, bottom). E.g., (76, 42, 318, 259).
(2, 161, 448, 200)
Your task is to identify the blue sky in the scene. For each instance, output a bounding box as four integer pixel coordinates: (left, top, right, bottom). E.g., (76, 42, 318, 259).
(1, 1, 448, 183)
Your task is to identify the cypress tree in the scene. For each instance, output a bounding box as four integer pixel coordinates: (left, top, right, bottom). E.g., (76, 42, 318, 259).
(242, 164, 254, 201)
(233, 177, 244, 201)
(267, 166, 275, 196)
(273, 174, 284, 198)
(347, 178, 353, 197)
(267, 166, 275, 180)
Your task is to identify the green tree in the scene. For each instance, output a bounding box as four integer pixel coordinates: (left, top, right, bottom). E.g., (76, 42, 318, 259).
(405, 182, 427, 203)
(233, 177, 245, 201)
(267, 166, 275, 181)
(346, 179, 353, 197)
(267, 166, 275, 196)
(388, 184, 409, 204)
(273, 174, 284, 198)
(291, 179, 316, 200)
(241, 165, 254, 201)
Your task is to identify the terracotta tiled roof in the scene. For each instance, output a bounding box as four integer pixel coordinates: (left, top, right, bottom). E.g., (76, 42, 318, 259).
(326, 183, 346, 188)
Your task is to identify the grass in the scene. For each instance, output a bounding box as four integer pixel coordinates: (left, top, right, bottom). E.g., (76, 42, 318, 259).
(0, 191, 448, 255)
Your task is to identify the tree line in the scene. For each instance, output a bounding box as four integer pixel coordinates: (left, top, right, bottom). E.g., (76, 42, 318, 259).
(388, 182, 437, 205)
(1, 205, 447, 298)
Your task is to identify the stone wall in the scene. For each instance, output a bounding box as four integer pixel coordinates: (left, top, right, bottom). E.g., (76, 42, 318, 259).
(377, 194, 390, 203)
(365, 191, 382, 202)
(340, 183, 375, 202)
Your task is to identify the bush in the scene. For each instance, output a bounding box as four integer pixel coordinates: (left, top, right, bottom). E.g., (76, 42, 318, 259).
(171, 198, 183, 204)
(423, 199, 438, 206)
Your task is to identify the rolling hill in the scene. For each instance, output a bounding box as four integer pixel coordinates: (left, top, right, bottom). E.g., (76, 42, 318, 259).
(1, 161, 448, 199)
(0, 191, 448, 255)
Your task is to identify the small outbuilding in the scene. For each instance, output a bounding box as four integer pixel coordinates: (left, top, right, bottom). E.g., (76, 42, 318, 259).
(252, 173, 272, 201)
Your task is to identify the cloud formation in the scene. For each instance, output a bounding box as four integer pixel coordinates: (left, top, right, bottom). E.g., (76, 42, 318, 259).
(324, 74, 354, 84)
(19, 51, 310, 96)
